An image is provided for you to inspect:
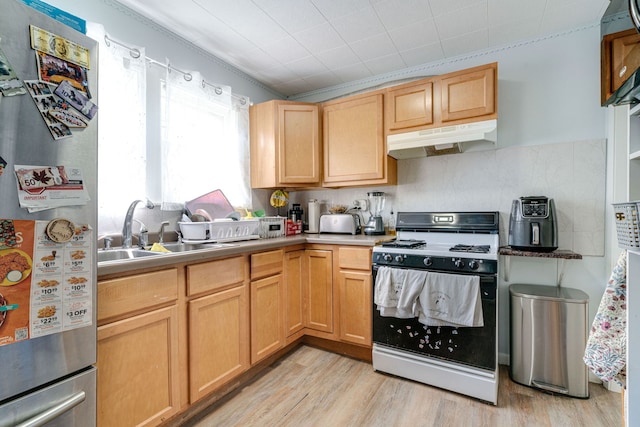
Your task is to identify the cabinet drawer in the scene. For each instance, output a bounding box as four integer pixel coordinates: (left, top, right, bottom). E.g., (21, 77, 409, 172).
(98, 268, 178, 322)
(187, 256, 246, 296)
(338, 247, 371, 271)
(251, 249, 283, 280)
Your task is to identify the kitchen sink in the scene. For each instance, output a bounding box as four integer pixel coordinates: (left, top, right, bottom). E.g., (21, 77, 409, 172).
(97, 248, 162, 263)
(97, 242, 240, 263)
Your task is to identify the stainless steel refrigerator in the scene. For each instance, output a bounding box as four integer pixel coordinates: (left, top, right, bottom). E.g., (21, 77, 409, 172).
(0, 0, 97, 425)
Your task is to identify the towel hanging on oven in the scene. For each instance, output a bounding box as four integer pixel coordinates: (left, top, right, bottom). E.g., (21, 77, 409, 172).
(417, 272, 484, 327)
(374, 267, 426, 318)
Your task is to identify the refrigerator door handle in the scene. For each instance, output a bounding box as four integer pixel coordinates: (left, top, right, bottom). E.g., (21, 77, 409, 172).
(15, 391, 86, 427)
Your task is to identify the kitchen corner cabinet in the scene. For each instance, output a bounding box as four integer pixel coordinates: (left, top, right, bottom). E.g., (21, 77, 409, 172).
(97, 269, 180, 427)
(284, 249, 305, 342)
(601, 29, 640, 105)
(322, 92, 397, 187)
(336, 247, 372, 346)
(304, 249, 334, 333)
(250, 250, 285, 364)
(439, 62, 497, 123)
(186, 256, 249, 403)
(250, 100, 321, 189)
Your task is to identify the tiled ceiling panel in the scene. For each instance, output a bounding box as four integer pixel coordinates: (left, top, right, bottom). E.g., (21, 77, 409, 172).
(115, 0, 610, 97)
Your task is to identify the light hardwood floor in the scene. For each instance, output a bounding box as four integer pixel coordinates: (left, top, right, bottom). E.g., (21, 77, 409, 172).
(188, 345, 621, 427)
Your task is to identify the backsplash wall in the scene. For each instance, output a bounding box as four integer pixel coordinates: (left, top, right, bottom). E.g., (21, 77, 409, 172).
(286, 138, 606, 257)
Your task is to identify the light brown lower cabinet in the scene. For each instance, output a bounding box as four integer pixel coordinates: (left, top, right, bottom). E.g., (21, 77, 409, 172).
(97, 305, 180, 427)
(96, 244, 374, 425)
(337, 247, 373, 347)
(304, 249, 333, 333)
(250, 250, 285, 364)
(188, 284, 249, 402)
(338, 270, 372, 345)
(250, 274, 284, 364)
(284, 250, 305, 341)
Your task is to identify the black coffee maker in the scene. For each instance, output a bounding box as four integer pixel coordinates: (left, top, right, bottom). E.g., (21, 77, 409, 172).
(508, 196, 558, 252)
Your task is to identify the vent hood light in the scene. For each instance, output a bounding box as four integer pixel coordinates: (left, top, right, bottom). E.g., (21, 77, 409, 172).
(387, 119, 497, 159)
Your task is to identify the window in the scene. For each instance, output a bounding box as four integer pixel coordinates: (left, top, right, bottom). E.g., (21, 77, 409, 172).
(160, 69, 250, 210)
(87, 25, 250, 235)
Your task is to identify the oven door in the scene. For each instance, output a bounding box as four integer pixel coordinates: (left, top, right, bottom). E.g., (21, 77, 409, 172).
(372, 266, 497, 372)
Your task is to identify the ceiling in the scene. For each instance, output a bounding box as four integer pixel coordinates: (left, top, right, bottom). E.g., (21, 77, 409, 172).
(114, 0, 611, 98)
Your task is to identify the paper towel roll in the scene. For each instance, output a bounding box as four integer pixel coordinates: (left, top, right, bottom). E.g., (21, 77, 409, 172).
(307, 199, 320, 233)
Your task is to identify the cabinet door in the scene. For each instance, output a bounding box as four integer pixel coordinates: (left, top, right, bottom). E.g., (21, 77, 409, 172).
(250, 100, 320, 188)
(386, 80, 434, 131)
(338, 270, 372, 346)
(284, 250, 304, 339)
(97, 306, 180, 427)
(304, 249, 333, 332)
(278, 103, 321, 185)
(612, 31, 640, 94)
(188, 284, 249, 402)
(440, 63, 496, 123)
(250, 274, 284, 364)
(323, 93, 395, 186)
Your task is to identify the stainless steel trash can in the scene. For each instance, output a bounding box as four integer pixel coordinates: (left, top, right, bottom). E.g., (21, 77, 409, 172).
(509, 284, 589, 398)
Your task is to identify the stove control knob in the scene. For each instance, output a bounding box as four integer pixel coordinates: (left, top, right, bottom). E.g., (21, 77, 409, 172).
(468, 260, 479, 270)
(395, 255, 404, 263)
(423, 257, 433, 267)
(454, 259, 465, 269)
(383, 254, 393, 262)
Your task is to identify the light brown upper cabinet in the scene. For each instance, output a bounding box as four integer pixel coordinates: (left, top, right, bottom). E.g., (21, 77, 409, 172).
(601, 28, 640, 105)
(250, 100, 321, 189)
(322, 92, 397, 187)
(385, 79, 434, 132)
(385, 62, 497, 135)
(439, 62, 497, 123)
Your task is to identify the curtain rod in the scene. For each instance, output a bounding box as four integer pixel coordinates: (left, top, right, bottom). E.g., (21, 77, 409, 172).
(104, 34, 247, 105)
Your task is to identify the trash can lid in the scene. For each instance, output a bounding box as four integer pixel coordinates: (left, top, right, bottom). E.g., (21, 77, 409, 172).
(509, 283, 589, 303)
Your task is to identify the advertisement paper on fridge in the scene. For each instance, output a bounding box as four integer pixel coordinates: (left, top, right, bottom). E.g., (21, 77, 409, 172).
(14, 165, 90, 211)
(0, 219, 93, 347)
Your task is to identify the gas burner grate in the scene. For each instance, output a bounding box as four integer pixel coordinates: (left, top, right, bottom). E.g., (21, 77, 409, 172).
(450, 244, 491, 254)
(381, 239, 426, 249)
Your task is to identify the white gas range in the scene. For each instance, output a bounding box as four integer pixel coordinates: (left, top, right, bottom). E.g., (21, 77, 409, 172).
(371, 211, 500, 405)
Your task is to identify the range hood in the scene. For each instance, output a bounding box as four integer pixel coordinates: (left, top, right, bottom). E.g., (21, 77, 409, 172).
(387, 119, 497, 159)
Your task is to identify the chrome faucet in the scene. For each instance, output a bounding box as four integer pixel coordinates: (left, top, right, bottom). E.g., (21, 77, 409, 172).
(158, 221, 170, 244)
(122, 199, 154, 248)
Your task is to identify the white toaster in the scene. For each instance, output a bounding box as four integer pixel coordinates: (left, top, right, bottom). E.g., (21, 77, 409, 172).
(319, 214, 360, 235)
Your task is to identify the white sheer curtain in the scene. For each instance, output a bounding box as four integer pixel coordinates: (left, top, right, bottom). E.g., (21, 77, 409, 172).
(161, 65, 251, 210)
(232, 93, 251, 210)
(87, 24, 147, 234)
